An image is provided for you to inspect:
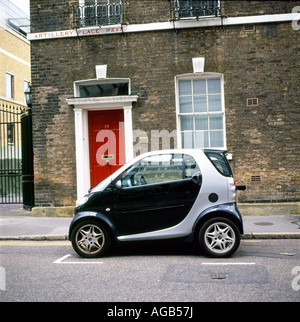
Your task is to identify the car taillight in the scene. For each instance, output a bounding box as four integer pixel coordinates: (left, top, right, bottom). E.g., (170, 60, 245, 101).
(234, 181, 237, 200)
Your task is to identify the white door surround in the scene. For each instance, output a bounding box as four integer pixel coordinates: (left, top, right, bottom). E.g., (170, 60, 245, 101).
(67, 94, 138, 200)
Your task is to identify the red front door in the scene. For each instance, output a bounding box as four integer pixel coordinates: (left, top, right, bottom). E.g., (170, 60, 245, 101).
(88, 110, 125, 188)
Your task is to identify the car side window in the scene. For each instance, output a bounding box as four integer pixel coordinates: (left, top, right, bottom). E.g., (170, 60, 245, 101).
(184, 154, 201, 178)
(121, 154, 184, 187)
(204, 151, 232, 177)
(120, 153, 201, 188)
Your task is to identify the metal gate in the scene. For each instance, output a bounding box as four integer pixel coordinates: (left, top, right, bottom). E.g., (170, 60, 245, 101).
(0, 103, 34, 207)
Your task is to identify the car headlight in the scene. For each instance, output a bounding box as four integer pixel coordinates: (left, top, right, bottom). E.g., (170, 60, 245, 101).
(76, 195, 88, 207)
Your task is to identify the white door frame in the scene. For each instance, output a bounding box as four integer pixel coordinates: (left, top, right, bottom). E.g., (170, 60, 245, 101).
(67, 95, 138, 200)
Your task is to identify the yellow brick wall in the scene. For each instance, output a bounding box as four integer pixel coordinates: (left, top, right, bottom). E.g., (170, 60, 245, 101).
(0, 28, 31, 103)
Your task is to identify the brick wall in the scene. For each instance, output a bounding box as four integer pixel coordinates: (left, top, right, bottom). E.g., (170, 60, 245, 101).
(0, 29, 30, 101)
(30, 0, 300, 205)
(30, 37, 76, 206)
(125, 0, 170, 24)
(223, 0, 297, 17)
(219, 22, 300, 202)
(30, 0, 76, 33)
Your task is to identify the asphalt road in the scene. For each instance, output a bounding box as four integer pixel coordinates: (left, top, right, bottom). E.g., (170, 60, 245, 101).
(0, 239, 299, 302)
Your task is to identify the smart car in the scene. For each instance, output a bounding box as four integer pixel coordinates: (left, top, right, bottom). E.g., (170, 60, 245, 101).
(69, 149, 244, 258)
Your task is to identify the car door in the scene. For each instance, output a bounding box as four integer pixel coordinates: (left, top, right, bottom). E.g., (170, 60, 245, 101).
(112, 153, 201, 236)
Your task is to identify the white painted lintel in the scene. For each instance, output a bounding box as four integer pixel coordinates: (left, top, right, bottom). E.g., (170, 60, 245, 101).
(28, 13, 299, 41)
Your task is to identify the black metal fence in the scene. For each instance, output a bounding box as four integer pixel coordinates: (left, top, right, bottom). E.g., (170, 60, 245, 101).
(0, 103, 34, 207)
(170, 0, 221, 21)
(73, 0, 124, 29)
(0, 104, 23, 204)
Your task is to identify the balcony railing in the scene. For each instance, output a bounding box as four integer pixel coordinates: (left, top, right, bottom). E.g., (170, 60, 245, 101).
(73, 0, 123, 28)
(170, 0, 221, 21)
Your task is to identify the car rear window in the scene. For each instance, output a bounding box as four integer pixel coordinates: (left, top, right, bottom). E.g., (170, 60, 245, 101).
(204, 151, 233, 177)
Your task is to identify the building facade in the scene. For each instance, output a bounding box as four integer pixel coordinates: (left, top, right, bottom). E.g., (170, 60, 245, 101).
(29, 0, 300, 207)
(0, 0, 31, 104)
(0, 0, 31, 203)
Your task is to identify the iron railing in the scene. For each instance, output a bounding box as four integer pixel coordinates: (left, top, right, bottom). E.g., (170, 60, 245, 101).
(0, 104, 23, 204)
(0, 103, 34, 207)
(170, 0, 221, 21)
(73, 0, 124, 28)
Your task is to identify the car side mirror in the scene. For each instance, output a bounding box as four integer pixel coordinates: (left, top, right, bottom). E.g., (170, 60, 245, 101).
(115, 180, 122, 190)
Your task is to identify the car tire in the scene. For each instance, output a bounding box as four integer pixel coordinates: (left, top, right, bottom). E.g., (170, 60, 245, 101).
(71, 220, 110, 258)
(198, 217, 240, 258)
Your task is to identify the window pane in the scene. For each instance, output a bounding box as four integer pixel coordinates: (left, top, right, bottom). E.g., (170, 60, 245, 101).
(24, 81, 29, 91)
(121, 153, 184, 186)
(177, 76, 225, 149)
(79, 83, 129, 97)
(180, 115, 193, 131)
(205, 151, 232, 177)
(210, 131, 224, 147)
(179, 96, 193, 113)
(24, 81, 29, 102)
(7, 124, 15, 144)
(208, 78, 221, 94)
(179, 80, 192, 95)
(210, 114, 223, 130)
(193, 79, 206, 95)
(184, 154, 201, 178)
(141, 154, 184, 183)
(208, 94, 221, 112)
(182, 132, 194, 149)
(194, 96, 207, 112)
(6, 74, 13, 99)
(195, 115, 208, 130)
(195, 131, 209, 148)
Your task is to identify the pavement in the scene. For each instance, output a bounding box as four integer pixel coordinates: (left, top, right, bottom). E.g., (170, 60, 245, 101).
(0, 204, 300, 240)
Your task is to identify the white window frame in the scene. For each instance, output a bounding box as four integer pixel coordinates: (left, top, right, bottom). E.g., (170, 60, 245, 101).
(73, 77, 130, 97)
(175, 72, 226, 150)
(6, 73, 14, 99)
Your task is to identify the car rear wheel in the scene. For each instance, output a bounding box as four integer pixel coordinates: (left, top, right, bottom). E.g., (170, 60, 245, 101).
(198, 217, 240, 258)
(71, 220, 110, 258)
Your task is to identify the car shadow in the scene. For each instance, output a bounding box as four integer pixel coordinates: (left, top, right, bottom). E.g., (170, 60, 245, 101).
(108, 239, 204, 257)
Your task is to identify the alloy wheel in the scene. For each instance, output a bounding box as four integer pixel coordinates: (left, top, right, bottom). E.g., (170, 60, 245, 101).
(75, 224, 105, 255)
(204, 221, 236, 254)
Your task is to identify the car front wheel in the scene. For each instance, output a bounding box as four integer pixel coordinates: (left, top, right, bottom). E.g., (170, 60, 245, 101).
(198, 217, 240, 258)
(71, 220, 110, 258)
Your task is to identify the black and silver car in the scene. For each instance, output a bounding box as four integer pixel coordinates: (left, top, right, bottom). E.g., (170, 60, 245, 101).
(69, 149, 244, 258)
